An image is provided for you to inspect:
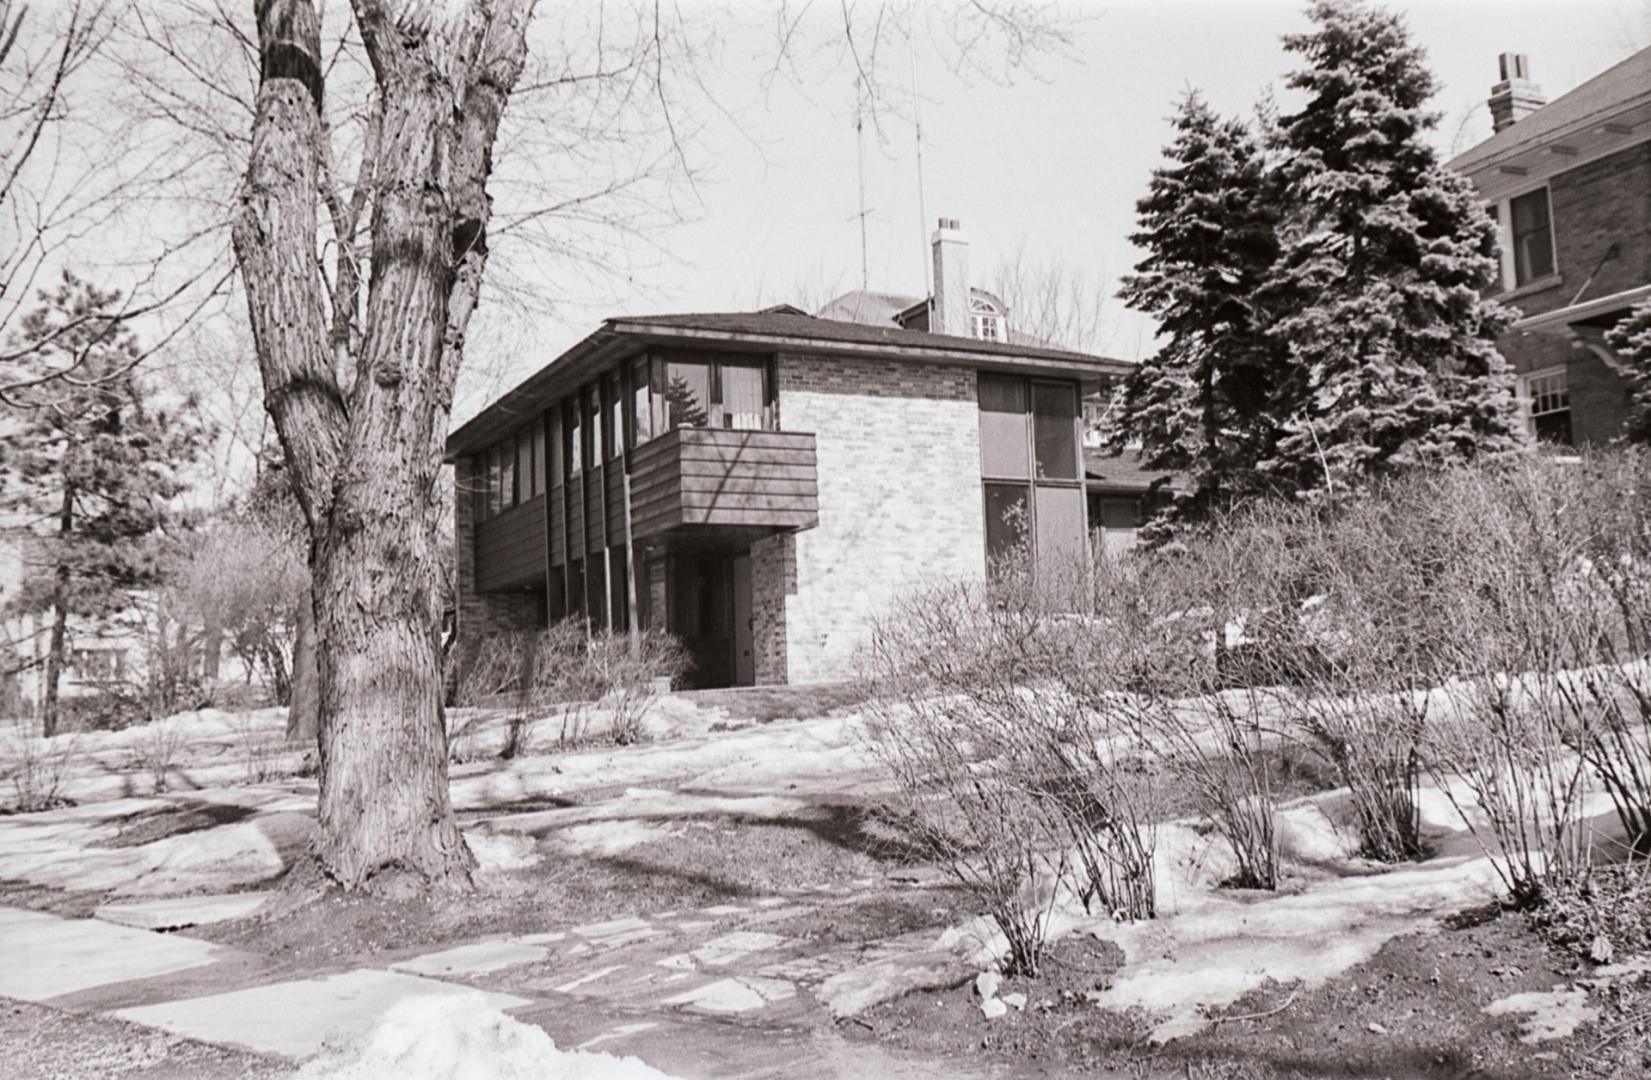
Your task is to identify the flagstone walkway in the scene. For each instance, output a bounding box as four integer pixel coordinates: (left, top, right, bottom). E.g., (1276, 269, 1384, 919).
(0, 889, 1008, 1079)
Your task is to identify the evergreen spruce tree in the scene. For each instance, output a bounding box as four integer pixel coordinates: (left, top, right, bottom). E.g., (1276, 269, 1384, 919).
(1605, 299, 1651, 445)
(1111, 92, 1285, 539)
(1260, 0, 1521, 495)
(0, 272, 209, 735)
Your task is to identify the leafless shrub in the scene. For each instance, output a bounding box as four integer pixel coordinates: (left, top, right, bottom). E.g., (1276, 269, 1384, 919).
(226, 710, 286, 784)
(1086, 536, 1284, 889)
(3, 720, 83, 812)
(457, 622, 685, 757)
(132, 718, 186, 794)
(865, 554, 1159, 976)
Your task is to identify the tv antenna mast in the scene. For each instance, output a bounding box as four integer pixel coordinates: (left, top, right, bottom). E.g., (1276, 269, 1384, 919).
(854, 76, 871, 293)
(910, 35, 929, 295)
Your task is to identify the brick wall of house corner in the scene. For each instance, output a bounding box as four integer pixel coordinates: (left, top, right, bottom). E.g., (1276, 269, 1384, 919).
(451, 457, 542, 687)
(749, 533, 794, 684)
(772, 352, 986, 684)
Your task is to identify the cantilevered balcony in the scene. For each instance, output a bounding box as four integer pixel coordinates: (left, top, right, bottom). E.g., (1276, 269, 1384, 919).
(629, 428, 818, 542)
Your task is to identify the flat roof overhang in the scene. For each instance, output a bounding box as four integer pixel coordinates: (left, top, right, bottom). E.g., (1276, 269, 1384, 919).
(446, 318, 1134, 461)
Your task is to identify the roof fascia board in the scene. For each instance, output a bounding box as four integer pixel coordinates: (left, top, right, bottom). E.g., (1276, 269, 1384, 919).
(1512, 283, 1651, 332)
(1452, 96, 1651, 179)
(605, 320, 1133, 375)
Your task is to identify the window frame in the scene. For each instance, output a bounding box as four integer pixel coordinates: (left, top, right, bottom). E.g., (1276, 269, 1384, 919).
(1493, 184, 1559, 293)
(1518, 364, 1573, 445)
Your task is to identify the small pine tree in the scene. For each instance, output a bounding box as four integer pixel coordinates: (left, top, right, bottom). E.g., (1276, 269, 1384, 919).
(1260, 0, 1521, 496)
(1111, 92, 1285, 538)
(1605, 299, 1651, 444)
(0, 272, 210, 734)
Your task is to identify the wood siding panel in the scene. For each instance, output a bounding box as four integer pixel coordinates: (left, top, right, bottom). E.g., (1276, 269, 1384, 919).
(628, 428, 819, 540)
(475, 494, 546, 592)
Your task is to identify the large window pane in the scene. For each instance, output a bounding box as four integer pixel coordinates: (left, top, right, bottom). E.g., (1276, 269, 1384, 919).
(606, 373, 624, 460)
(631, 358, 653, 446)
(979, 374, 1030, 478)
(1511, 188, 1554, 284)
(487, 445, 502, 517)
(531, 419, 546, 496)
(1032, 382, 1078, 480)
(984, 482, 1030, 567)
(516, 431, 533, 500)
(1035, 484, 1086, 569)
(664, 360, 711, 429)
(471, 454, 487, 523)
(567, 401, 582, 475)
(548, 410, 563, 483)
(583, 385, 600, 470)
(721, 363, 766, 430)
(499, 439, 516, 507)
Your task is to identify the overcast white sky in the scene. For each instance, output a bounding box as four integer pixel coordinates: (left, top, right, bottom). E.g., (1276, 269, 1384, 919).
(455, 0, 1647, 418)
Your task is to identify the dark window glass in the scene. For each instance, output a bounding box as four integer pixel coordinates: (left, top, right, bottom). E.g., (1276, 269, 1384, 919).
(568, 559, 585, 619)
(471, 454, 487, 523)
(979, 374, 1030, 478)
(606, 373, 624, 460)
(631, 358, 653, 446)
(610, 548, 628, 632)
(567, 401, 582, 475)
(721, 364, 765, 430)
(984, 482, 1030, 568)
(583, 386, 601, 470)
(499, 440, 516, 508)
(516, 431, 533, 500)
(1032, 382, 1078, 480)
(1511, 188, 1554, 285)
(548, 411, 563, 483)
(487, 445, 503, 517)
(531, 419, 546, 496)
(664, 360, 712, 429)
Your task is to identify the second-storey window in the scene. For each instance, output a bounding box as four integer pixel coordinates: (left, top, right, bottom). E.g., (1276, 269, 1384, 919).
(1510, 187, 1555, 286)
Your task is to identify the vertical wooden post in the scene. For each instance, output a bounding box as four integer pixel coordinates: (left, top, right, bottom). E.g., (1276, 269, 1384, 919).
(623, 472, 640, 659)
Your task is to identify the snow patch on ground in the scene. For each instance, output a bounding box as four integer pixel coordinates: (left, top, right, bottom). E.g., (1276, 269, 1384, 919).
(1484, 987, 1600, 1043)
(465, 830, 543, 872)
(291, 992, 681, 1080)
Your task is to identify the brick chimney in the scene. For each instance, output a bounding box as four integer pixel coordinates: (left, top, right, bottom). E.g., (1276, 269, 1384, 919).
(930, 217, 970, 337)
(1489, 53, 1545, 133)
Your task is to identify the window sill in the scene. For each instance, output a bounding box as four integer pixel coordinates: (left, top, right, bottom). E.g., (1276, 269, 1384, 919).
(1496, 273, 1564, 302)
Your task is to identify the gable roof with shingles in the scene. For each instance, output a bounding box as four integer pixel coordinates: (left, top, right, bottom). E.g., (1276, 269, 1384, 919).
(1447, 45, 1651, 176)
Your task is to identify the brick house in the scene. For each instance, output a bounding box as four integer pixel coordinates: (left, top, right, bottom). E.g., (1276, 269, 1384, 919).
(446, 222, 1131, 688)
(1447, 47, 1651, 445)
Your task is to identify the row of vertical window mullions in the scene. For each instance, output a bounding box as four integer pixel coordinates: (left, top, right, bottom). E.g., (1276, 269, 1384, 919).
(978, 374, 1083, 567)
(472, 418, 547, 524)
(472, 352, 776, 523)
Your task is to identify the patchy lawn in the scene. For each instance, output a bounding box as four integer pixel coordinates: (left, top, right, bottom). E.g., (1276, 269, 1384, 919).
(850, 908, 1650, 1079)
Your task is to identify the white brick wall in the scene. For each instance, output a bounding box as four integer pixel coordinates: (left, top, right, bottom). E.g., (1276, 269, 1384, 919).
(770, 352, 986, 683)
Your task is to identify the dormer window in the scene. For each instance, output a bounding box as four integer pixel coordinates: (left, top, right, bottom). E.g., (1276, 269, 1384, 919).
(969, 294, 1006, 342)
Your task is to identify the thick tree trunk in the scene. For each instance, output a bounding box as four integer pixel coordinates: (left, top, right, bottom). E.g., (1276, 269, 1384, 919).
(237, 0, 532, 894)
(41, 482, 75, 738)
(41, 604, 66, 739)
(284, 587, 318, 741)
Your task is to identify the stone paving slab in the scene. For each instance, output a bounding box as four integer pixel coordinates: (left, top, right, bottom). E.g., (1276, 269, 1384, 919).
(389, 936, 556, 977)
(94, 891, 275, 930)
(113, 968, 533, 1058)
(0, 905, 231, 1002)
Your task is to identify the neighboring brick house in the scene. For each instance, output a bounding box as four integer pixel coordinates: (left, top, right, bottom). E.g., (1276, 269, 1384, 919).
(1447, 47, 1651, 446)
(446, 222, 1131, 688)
